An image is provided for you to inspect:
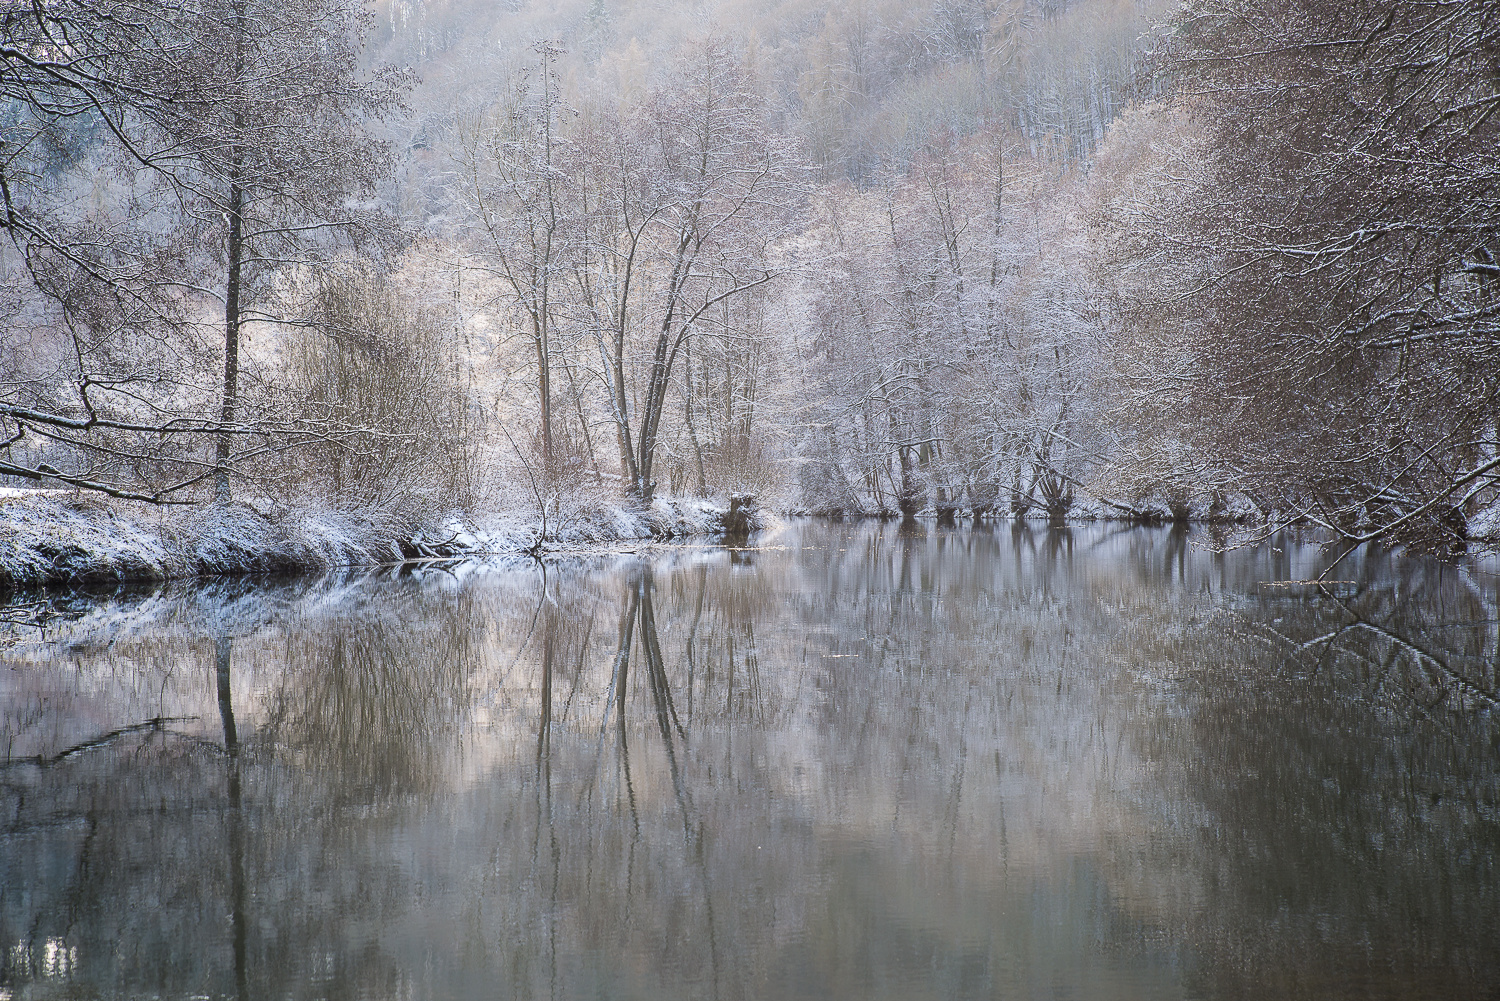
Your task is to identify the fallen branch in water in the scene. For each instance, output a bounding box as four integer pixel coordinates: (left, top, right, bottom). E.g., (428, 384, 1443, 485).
(1, 716, 199, 768)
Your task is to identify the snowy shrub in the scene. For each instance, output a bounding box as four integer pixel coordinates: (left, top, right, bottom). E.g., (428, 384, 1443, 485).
(270, 266, 488, 515)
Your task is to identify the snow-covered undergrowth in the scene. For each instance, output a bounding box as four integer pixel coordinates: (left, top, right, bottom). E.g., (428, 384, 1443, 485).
(402, 495, 761, 558)
(9, 481, 1499, 591)
(0, 489, 763, 589)
(0, 492, 405, 588)
(1465, 498, 1500, 544)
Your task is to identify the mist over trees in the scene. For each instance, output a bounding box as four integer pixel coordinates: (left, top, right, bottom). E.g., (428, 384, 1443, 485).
(3, 0, 1497, 547)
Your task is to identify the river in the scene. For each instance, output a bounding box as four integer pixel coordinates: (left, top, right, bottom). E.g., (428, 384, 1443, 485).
(1, 520, 1496, 1000)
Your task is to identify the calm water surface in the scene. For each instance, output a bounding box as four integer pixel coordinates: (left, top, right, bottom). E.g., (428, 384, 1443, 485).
(1, 521, 1497, 1000)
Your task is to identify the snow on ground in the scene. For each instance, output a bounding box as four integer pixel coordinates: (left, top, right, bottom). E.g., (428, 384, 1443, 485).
(0, 488, 763, 589)
(403, 495, 757, 557)
(13, 480, 1492, 590)
(0, 479, 1277, 591)
(1466, 497, 1500, 543)
(0, 491, 405, 588)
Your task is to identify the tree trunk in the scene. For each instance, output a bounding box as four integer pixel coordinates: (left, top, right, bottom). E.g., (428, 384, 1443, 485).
(634, 253, 689, 503)
(683, 340, 707, 494)
(214, 176, 243, 502)
(533, 311, 553, 474)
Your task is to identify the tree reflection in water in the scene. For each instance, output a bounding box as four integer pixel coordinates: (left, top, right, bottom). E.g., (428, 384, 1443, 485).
(0, 523, 1496, 1000)
(216, 634, 248, 1001)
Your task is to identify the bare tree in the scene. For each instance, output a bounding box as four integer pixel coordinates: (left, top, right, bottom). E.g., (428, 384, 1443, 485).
(138, 0, 409, 500)
(456, 42, 568, 475)
(0, 1, 224, 499)
(569, 38, 803, 502)
(1098, 0, 1500, 544)
(797, 125, 1106, 520)
(0, 0, 409, 503)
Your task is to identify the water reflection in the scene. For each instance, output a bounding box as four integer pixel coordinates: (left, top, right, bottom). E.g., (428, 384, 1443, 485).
(218, 634, 248, 1001)
(0, 523, 1497, 1000)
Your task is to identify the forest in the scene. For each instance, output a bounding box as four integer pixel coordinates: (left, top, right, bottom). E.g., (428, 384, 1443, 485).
(3, 6, 1499, 991)
(1, 0, 1497, 558)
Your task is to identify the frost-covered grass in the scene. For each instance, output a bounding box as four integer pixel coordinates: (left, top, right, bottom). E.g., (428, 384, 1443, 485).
(0, 488, 763, 589)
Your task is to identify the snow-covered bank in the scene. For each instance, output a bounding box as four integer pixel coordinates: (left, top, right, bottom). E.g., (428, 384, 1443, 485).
(0, 490, 764, 590)
(9, 483, 1498, 591)
(791, 490, 1270, 525)
(786, 488, 1500, 554)
(398, 496, 761, 558)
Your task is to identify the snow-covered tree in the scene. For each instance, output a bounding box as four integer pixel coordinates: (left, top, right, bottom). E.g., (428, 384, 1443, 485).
(1096, 0, 1500, 544)
(0, 0, 410, 502)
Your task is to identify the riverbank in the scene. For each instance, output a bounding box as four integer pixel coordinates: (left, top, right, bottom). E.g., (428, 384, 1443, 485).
(798, 490, 1500, 552)
(8, 484, 1500, 591)
(794, 491, 1269, 524)
(0, 489, 759, 590)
